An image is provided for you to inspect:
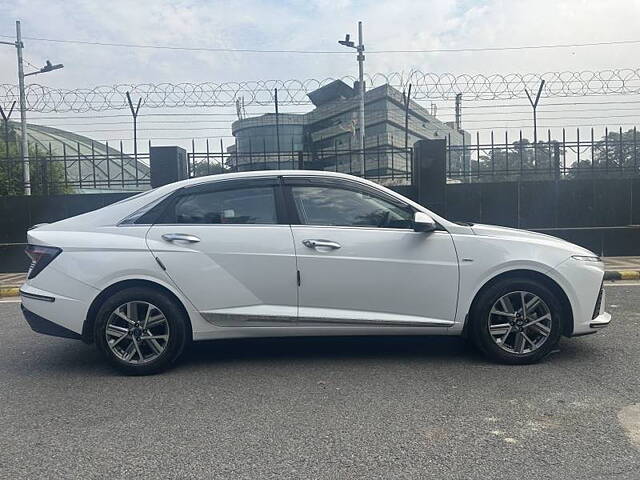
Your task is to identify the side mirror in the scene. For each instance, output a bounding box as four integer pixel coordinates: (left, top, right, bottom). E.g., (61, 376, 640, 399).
(413, 212, 437, 232)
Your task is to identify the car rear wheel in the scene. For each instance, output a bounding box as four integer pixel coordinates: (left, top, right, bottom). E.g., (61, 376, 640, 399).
(470, 278, 563, 364)
(94, 287, 188, 375)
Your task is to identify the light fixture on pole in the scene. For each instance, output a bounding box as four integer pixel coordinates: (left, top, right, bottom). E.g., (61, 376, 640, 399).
(338, 21, 365, 176)
(0, 21, 64, 195)
(24, 60, 64, 77)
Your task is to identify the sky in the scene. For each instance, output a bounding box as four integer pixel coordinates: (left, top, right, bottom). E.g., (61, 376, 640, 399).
(1, 0, 640, 151)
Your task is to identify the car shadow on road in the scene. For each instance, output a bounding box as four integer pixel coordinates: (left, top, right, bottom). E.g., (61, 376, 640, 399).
(10, 332, 606, 377)
(179, 335, 483, 368)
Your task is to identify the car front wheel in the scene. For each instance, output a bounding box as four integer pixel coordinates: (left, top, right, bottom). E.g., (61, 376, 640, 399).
(470, 278, 563, 364)
(94, 287, 188, 375)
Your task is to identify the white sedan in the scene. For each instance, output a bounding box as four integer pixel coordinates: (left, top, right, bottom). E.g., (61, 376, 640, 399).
(20, 170, 611, 374)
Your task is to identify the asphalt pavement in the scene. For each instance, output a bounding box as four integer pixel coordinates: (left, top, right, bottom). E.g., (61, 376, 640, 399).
(1, 284, 639, 479)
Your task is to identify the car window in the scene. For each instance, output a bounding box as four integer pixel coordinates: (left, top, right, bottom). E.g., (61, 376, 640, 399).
(291, 185, 413, 228)
(162, 186, 277, 224)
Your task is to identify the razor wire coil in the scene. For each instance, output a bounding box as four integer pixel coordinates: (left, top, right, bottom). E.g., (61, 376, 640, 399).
(2, 69, 640, 113)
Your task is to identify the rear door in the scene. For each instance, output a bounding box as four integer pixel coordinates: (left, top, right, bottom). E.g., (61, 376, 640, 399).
(284, 176, 459, 327)
(145, 177, 298, 326)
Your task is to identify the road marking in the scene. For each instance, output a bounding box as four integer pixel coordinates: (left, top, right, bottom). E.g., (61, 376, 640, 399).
(620, 271, 640, 280)
(605, 282, 640, 287)
(0, 298, 20, 303)
(618, 404, 640, 450)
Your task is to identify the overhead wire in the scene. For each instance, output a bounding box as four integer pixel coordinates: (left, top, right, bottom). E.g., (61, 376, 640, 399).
(1, 34, 640, 54)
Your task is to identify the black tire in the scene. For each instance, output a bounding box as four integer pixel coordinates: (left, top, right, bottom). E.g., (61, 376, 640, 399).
(94, 287, 188, 375)
(469, 277, 563, 365)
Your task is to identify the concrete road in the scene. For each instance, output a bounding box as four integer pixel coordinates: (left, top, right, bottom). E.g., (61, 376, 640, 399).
(1, 284, 639, 479)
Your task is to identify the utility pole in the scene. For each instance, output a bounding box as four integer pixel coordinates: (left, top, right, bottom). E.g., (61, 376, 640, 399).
(525, 80, 545, 145)
(1, 20, 63, 195)
(15, 21, 30, 195)
(339, 21, 366, 176)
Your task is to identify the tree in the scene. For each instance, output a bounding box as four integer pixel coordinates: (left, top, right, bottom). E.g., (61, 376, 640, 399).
(567, 129, 640, 179)
(191, 160, 228, 178)
(0, 129, 70, 196)
(468, 138, 561, 182)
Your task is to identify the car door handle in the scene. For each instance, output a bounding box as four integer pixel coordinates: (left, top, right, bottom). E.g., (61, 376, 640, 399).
(161, 233, 201, 243)
(302, 239, 341, 250)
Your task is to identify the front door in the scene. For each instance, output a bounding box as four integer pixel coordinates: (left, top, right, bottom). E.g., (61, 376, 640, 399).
(284, 177, 459, 327)
(146, 177, 298, 326)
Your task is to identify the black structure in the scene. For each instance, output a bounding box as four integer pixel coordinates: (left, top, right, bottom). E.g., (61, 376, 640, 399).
(0, 192, 134, 272)
(2, 140, 640, 273)
(150, 146, 188, 188)
(444, 177, 640, 256)
(413, 139, 447, 214)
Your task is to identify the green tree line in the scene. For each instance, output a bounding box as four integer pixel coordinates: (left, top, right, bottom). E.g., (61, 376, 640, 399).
(465, 130, 640, 181)
(0, 129, 69, 196)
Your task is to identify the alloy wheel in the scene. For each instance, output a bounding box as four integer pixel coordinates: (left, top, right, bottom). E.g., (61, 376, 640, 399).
(487, 291, 552, 355)
(105, 301, 170, 364)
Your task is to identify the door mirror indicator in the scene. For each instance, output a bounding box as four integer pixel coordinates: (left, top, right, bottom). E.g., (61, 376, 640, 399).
(413, 212, 437, 232)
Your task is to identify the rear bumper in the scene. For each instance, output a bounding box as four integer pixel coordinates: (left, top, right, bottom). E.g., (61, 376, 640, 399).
(21, 304, 82, 340)
(19, 279, 96, 336)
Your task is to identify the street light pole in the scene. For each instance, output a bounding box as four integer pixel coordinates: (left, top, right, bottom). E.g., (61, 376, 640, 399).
(339, 21, 366, 176)
(357, 21, 365, 176)
(15, 21, 30, 195)
(1, 21, 64, 195)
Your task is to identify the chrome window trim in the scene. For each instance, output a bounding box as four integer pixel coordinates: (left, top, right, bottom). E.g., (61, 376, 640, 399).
(290, 224, 449, 234)
(138, 223, 292, 228)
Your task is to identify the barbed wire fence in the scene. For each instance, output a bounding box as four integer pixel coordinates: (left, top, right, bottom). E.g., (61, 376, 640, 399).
(2, 67, 640, 191)
(2, 68, 640, 112)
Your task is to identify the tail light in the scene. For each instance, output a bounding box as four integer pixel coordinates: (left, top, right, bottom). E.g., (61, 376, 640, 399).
(25, 244, 62, 279)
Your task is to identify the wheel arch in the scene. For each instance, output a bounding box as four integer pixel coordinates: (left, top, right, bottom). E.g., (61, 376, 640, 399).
(82, 279, 193, 344)
(464, 269, 574, 337)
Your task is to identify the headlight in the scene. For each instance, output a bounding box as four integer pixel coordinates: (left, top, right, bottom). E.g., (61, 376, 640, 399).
(571, 255, 601, 263)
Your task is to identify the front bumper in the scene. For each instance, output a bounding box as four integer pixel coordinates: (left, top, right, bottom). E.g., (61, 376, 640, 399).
(21, 304, 82, 340)
(553, 258, 611, 336)
(590, 311, 612, 329)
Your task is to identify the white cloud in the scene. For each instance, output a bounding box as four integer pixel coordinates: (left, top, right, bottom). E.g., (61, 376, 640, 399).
(3, 0, 639, 85)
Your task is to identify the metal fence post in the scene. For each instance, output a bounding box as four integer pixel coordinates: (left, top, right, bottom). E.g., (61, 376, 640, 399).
(553, 142, 560, 181)
(91, 140, 96, 189)
(105, 141, 111, 189)
(61, 142, 68, 187)
(77, 142, 82, 190)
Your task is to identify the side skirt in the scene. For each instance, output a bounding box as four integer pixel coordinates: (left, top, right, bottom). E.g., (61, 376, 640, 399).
(201, 312, 454, 328)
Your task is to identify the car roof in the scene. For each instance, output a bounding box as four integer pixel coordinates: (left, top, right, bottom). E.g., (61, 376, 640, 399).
(171, 169, 367, 188)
